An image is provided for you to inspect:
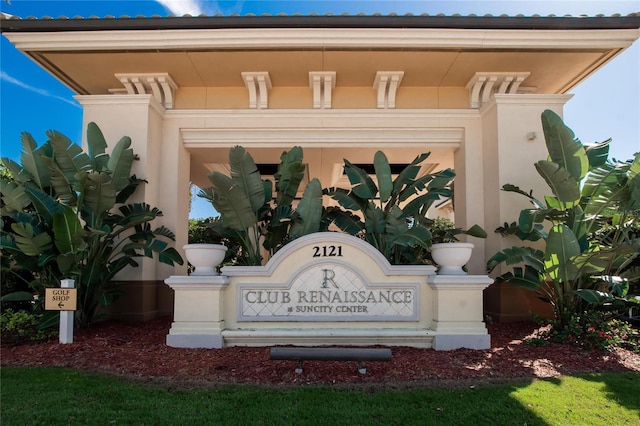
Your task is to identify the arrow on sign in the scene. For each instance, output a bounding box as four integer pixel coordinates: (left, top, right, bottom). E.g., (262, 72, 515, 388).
(58, 301, 65, 309)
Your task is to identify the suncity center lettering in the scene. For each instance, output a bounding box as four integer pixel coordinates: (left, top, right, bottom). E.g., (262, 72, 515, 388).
(240, 254, 417, 321)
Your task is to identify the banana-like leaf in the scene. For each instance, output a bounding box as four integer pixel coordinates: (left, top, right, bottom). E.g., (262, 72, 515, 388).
(544, 224, 581, 283)
(2, 157, 31, 184)
(625, 154, 640, 210)
(75, 172, 116, 215)
(207, 172, 258, 232)
(274, 146, 305, 206)
(20, 132, 50, 188)
(290, 178, 323, 240)
(46, 160, 77, 206)
(53, 205, 84, 254)
(107, 136, 135, 192)
(0, 177, 30, 213)
(535, 160, 580, 209)
(11, 222, 53, 256)
(486, 246, 544, 273)
(541, 109, 588, 181)
(115, 175, 145, 204)
(153, 225, 176, 240)
(86, 122, 109, 171)
(393, 153, 429, 194)
(48, 129, 90, 179)
(575, 289, 614, 304)
(321, 207, 364, 234)
(517, 208, 550, 233)
(344, 159, 377, 199)
(402, 192, 448, 218)
(363, 202, 385, 235)
(501, 184, 547, 209)
(23, 184, 64, 226)
(116, 203, 161, 228)
(324, 187, 364, 211)
(374, 151, 393, 202)
(228, 146, 265, 214)
(0, 291, 36, 302)
(585, 139, 611, 168)
(465, 224, 487, 238)
(497, 265, 543, 291)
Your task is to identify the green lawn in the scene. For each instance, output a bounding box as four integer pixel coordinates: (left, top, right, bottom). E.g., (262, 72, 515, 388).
(1, 367, 638, 425)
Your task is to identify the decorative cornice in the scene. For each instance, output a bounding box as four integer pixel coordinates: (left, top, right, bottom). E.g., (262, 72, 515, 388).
(309, 71, 336, 109)
(465, 72, 531, 108)
(242, 72, 272, 109)
(373, 71, 404, 109)
(112, 73, 178, 109)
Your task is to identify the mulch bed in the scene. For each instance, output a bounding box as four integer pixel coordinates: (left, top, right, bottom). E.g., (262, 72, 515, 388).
(2, 318, 639, 388)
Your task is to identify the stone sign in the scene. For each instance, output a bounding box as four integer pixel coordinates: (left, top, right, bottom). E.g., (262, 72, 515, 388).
(236, 236, 420, 322)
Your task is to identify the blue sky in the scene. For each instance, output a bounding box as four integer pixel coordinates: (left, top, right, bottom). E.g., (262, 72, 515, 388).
(1, 1, 639, 219)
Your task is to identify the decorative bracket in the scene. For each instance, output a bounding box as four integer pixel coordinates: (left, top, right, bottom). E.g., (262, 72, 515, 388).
(242, 72, 272, 109)
(465, 72, 531, 108)
(309, 72, 336, 109)
(373, 71, 404, 109)
(113, 73, 178, 109)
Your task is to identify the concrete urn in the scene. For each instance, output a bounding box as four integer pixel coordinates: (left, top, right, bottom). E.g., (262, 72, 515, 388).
(431, 242, 474, 275)
(183, 244, 228, 276)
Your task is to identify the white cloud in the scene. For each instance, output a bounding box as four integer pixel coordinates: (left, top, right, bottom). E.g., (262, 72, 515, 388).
(156, 0, 206, 16)
(0, 71, 80, 108)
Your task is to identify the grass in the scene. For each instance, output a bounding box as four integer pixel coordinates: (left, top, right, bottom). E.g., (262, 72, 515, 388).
(1, 367, 639, 425)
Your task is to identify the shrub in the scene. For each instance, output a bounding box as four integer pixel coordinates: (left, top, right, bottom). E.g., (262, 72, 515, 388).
(0, 309, 54, 344)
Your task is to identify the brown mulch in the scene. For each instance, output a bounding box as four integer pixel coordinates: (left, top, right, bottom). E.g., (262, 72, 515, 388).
(2, 318, 639, 388)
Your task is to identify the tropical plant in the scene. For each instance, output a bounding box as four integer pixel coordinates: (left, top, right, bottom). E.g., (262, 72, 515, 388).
(0, 123, 183, 327)
(324, 150, 476, 264)
(428, 216, 487, 244)
(198, 146, 323, 265)
(487, 109, 640, 329)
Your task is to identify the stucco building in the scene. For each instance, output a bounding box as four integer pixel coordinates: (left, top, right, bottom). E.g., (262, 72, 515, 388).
(2, 13, 639, 322)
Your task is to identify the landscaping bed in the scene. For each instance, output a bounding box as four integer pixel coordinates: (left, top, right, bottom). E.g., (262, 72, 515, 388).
(2, 318, 638, 387)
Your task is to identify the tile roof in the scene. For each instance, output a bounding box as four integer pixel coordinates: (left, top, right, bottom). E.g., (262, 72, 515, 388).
(1, 12, 639, 32)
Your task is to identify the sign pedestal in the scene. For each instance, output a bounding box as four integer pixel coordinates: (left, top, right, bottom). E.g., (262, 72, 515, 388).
(164, 275, 229, 348)
(165, 233, 493, 350)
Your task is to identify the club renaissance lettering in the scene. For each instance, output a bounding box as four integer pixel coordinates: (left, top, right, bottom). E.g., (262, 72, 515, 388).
(239, 262, 418, 321)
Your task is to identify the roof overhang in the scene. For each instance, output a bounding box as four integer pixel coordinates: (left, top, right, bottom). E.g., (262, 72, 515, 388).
(2, 14, 639, 97)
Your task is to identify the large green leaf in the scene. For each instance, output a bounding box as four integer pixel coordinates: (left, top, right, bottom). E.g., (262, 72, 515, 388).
(107, 136, 135, 192)
(274, 146, 305, 206)
(501, 184, 547, 209)
(206, 173, 258, 232)
(53, 205, 83, 254)
(541, 109, 588, 181)
(0, 177, 30, 213)
(497, 265, 543, 291)
(344, 159, 377, 199)
(116, 203, 161, 229)
(46, 160, 77, 206)
(324, 187, 364, 211)
(228, 146, 265, 213)
(86, 122, 109, 171)
(2, 157, 31, 184)
(585, 139, 611, 168)
(374, 151, 393, 203)
(75, 172, 116, 215)
(11, 222, 52, 257)
(23, 185, 64, 226)
(321, 207, 363, 235)
(393, 153, 428, 195)
(486, 246, 545, 273)
(19, 132, 50, 188)
(535, 160, 581, 209)
(544, 224, 581, 283)
(290, 178, 323, 239)
(48, 129, 90, 179)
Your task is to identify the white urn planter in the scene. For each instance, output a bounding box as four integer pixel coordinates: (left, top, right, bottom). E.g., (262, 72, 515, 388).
(431, 242, 474, 275)
(183, 244, 228, 276)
